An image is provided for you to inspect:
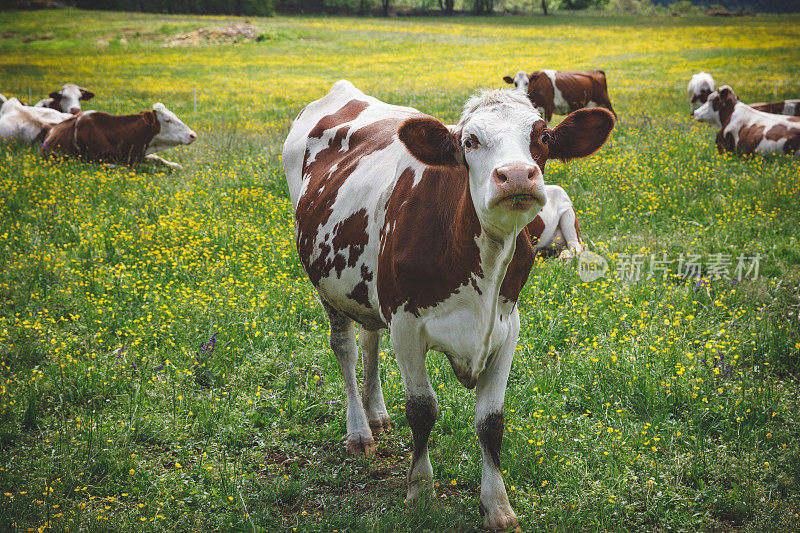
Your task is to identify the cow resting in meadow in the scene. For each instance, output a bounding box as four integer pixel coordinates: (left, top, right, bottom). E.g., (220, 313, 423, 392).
(530, 184, 584, 258)
(34, 83, 95, 115)
(749, 99, 800, 117)
(41, 103, 197, 168)
(283, 80, 614, 530)
(694, 85, 800, 157)
(0, 97, 73, 143)
(503, 69, 615, 122)
(688, 71, 715, 110)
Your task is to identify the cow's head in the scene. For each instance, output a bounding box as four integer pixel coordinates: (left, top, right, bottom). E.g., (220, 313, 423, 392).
(502, 70, 529, 95)
(49, 84, 94, 114)
(148, 103, 197, 153)
(688, 72, 715, 110)
(399, 89, 614, 238)
(693, 85, 738, 129)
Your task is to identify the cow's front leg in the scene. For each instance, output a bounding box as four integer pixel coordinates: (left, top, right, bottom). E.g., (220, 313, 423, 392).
(391, 324, 437, 504)
(360, 328, 391, 436)
(322, 301, 375, 455)
(475, 311, 520, 531)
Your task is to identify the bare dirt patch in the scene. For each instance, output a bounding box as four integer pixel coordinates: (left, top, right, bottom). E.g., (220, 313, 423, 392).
(163, 23, 262, 47)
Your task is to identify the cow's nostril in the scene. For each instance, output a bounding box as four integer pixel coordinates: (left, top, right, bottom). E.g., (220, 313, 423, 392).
(70, 107, 80, 114)
(494, 170, 507, 183)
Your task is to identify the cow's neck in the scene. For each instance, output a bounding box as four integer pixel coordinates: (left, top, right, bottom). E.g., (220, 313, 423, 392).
(719, 101, 739, 129)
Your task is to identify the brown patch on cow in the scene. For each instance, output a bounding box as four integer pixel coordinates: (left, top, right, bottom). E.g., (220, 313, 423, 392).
(499, 228, 535, 303)
(736, 123, 766, 154)
(41, 111, 160, 165)
(750, 101, 785, 114)
(347, 265, 374, 308)
(295, 109, 400, 289)
(765, 124, 800, 154)
(377, 165, 484, 320)
(528, 121, 550, 167)
(309, 99, 369, 139)
(405, 395, 437, 480)
(527, 71, 556, 122)
(477, 411, 504, 470)
(712, 86, 739, 129)
(692, 88, 712, 105)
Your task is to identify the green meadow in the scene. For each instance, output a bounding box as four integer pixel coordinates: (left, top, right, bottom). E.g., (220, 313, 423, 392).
(0, 8, 799, 531)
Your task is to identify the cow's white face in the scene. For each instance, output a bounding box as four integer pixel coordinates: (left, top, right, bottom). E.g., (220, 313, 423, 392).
(149, 103, 197, 153)
(50, 84, 94, 114)
(503, 70, 529, 95)
(458, 91, 547, 236)
(399, 89, 615, 240)
(694, 90, 723, 128)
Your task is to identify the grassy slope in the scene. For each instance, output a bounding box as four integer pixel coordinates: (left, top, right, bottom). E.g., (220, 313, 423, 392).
(1, 8, 800, 532)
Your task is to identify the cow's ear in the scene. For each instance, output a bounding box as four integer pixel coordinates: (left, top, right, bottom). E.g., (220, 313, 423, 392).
(503, 76, 514, 84)
(718, 86, 732, 99)
(141, 111, 157, 126)
(399, 116, 463, 168)
(49, 92, 61, 100)
(79, 89, 95, 101)
(548, 108, 614, 162)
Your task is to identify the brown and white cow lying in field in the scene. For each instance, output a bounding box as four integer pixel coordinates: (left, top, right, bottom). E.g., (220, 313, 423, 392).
(283, 80, 614, 530)
(503, 69, 615, 123)
(694, 85, 800, 157)
(34, 84, 95, 115)
(749, 99, 800, 117)
(530, 185, 583, 258)
(0, 97, 72, 143)
(687, 71, 715, 111)
(41, 103, 197, 168)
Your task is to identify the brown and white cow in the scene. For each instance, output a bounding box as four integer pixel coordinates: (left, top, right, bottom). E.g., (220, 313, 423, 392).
(0, 97, 72, 143)
(503, 69, 615, 123)
(749, 99, 800, 117)
(687, 71, 715, 111)
(34, 84, 95, 115)
(41, 103, 196, 167)
(283, 80, 614, 530)
(530, 185, 583, 258)
(694, 85, 800, 157)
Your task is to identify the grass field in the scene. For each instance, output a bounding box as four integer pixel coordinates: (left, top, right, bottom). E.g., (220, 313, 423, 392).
(1, 8, 800, 532)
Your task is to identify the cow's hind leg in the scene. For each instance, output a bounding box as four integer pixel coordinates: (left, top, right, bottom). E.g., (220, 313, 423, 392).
(322, 301, 375, 456)
(475, 310, 520, 532)
(360, 328, 391, 436)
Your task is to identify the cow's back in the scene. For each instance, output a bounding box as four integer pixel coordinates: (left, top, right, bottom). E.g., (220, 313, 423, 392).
(284, 80, 424, 328)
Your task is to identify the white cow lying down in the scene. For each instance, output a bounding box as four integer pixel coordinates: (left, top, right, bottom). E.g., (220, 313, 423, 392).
(0, 98, 72, 143)
(531, 184, 584, 258)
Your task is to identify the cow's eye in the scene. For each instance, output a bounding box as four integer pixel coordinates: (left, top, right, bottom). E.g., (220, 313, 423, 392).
(464, 139, 473, 149)
(540, 133, 550, 144)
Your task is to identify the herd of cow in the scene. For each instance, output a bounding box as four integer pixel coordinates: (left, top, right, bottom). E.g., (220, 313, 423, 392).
(0, 84, 197, 169)
(2, 68, 798, 531)
(687, 71, 800, 156)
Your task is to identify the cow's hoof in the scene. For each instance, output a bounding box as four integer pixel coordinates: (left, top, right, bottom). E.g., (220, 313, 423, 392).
(368, 414, 392, 436)
(481, 505, 520, 531)
(346, 433, 376, 456)
(404, 484, 435, 505)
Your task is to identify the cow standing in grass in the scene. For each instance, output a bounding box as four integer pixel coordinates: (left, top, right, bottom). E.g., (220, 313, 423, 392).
(283, 80, 613, 530)
(503, 69, 615, 123)
(694, 85, 800, 157)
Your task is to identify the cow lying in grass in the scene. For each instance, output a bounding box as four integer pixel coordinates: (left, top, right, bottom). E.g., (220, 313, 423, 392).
(749, 99, 800, 117)
(41, 103, 197, 168)
(283, 80, 613, 530)
(0, 97, 72, 144)
(530, 185, 584, 258)
(34, 84, 95, 115)
(694, 85, 800, 157)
